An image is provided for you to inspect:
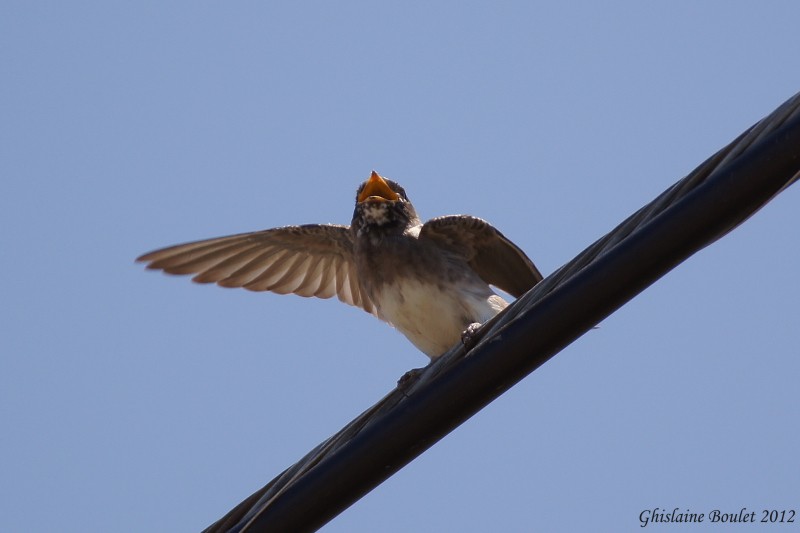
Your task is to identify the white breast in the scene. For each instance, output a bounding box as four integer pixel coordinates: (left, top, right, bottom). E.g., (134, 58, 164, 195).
(374, 279, 507, 358)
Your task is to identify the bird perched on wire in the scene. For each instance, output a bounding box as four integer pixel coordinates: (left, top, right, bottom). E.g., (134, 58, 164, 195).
(137, 171, 543, 359)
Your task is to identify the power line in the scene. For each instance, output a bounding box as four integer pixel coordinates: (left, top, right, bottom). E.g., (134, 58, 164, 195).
(205, 91, 800, 533)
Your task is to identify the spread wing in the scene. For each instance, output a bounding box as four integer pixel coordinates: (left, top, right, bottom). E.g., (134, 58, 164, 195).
(136, 224, 377, 316)
(419, 215, 543, 297)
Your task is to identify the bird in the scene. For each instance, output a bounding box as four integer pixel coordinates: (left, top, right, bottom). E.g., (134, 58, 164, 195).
(137, 171, 543, 359)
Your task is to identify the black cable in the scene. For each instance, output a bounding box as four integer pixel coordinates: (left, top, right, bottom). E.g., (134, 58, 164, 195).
(206, 91, 800, 533)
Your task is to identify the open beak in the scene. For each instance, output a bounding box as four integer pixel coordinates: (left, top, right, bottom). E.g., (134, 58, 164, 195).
(357, 171, 399, 203)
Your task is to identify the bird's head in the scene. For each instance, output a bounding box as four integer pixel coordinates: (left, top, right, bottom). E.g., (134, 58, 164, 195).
(352, 171, 420, 236)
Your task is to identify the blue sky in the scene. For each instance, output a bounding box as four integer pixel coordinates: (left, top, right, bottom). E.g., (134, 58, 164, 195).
(2, 3, 799, 532)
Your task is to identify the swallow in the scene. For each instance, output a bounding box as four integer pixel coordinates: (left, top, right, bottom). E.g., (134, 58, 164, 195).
(137, 171, 543, 359)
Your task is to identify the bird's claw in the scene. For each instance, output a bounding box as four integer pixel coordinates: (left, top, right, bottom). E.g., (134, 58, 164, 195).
(397, 367, 425, 389)
(461, 322, 483, 351)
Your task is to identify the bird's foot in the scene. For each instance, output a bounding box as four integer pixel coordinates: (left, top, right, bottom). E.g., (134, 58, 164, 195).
(397, 367, 425, 389)
(461, 322, 483, 351)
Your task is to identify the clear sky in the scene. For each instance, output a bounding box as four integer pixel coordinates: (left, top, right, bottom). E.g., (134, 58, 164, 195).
(3, 3, 799, 532)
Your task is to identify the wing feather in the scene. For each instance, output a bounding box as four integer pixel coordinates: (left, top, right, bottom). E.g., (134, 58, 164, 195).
(294, 256, 327, 297)
(137, 225, 377, 316)
(265, 254, 312, 294)
(419, 215, 543, 298)
(314, 256, 337, 299)
(191, 246, 275, 284)
(152, 242, 261, 275)
(220, 249, 292, 288)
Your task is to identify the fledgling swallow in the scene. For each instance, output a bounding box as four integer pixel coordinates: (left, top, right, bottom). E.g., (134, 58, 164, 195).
(137, 171, 543, 359)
